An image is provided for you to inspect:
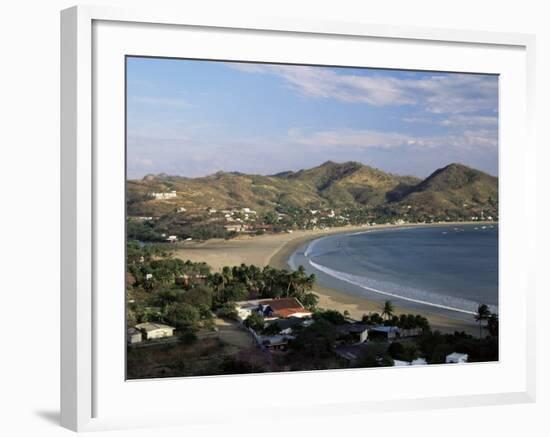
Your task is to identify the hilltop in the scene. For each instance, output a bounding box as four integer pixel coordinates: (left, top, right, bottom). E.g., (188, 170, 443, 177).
(126, 161, 498, 240)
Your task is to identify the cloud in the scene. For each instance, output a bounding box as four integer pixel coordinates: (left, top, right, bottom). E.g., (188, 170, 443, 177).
(227, 63, 497, 114)
(438, 114, 498, 127)
(289, 128, 412, 149)
(287, 127, 497, 151)
(403, 114, 498, 127)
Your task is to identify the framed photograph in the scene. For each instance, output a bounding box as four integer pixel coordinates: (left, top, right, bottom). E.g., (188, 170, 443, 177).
(61, 5, 536, 432)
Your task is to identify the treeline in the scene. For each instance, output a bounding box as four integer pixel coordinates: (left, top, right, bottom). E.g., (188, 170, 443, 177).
(127, 218, 236, 242)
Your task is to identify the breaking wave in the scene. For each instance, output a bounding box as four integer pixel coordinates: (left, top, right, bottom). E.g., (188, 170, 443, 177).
(308, 259, 497, 316)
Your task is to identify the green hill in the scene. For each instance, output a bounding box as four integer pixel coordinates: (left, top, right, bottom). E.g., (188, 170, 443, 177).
(127, 161, 498, 219)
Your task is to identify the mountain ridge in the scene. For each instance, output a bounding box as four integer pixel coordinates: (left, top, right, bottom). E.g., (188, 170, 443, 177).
(128, 161, 498, 219)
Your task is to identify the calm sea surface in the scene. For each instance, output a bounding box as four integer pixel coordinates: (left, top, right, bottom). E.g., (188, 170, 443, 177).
(289, 224, 498, 320)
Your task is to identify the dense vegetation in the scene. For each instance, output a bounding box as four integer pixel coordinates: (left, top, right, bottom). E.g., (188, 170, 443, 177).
(126, 241, 318, 333)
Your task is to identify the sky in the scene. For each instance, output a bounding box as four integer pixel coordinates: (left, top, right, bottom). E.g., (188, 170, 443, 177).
(126, 57, 498, 179)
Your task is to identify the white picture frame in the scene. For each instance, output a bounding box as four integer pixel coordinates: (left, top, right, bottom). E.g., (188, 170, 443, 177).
(60, 5, 537, 432)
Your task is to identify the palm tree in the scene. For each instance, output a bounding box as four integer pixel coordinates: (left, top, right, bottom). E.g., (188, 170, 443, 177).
(382, 300, 394, 320)
(474, 304, 491, 338)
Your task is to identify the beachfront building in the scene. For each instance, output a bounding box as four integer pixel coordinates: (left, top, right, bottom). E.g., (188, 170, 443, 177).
(127, 327, 143, 344)
(150, 190, 177, 200)
(336, 323, 370, 344)
(135, 322, 175, 340)
(235, 297, 312, 322)
(368, 325, 401, 341)
(446, 352, 469, 364)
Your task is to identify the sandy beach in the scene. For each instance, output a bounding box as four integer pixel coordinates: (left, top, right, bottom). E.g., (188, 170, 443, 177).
(174, 223, 487, 335)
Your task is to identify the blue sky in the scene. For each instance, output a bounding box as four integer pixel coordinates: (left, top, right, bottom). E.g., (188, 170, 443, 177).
(127, 57, 498, 179)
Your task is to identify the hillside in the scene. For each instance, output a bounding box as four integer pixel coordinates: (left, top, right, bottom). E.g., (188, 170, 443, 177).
(390, 163, 499, 215)
(127, 161, 498, 220)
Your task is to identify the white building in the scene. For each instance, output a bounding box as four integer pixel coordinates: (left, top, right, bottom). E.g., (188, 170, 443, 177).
(127, 327, 142, 344)
(150, 190, 177, 200)
(166, 235, 178, 243)
(446, 352, 469, 364)
(135, 322, 175, 340)
(393, 358, 428, 367)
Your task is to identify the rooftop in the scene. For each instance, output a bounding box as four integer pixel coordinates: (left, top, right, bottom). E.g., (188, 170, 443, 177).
(135, 322, 175, 332)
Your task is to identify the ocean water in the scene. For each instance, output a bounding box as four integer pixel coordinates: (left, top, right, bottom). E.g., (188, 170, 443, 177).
(289, 224, 498, 320)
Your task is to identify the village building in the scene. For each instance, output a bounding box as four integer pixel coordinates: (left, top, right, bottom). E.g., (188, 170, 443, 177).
(150, 190, 177, 200)
(235, 297, 312, 322)
(127, 327, 143, 344)
(264, 317, 313, 335)
(166, 235, 178, 243)
(446, 352, 469, 364)
(368, 325, 401, 341)
(135, 322, 175, 340)
(260, 334, 295, 352)
(336, 323, 370, 344)
(224, 223, 245, 233)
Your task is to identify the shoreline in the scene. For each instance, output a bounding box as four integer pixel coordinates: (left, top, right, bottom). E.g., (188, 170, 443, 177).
(173, 222, 495, 336)
(268, 222, 494, 335)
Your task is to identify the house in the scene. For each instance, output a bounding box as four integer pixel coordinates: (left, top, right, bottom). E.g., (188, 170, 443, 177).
(127, 327, 142, 344)
(135, 322, 175, 340)
(261, 298, 312, 319)
(150, 190, 177, 200)
(336, 323, 370, 344)
(368, 325, 401, 341)
(260, 334, 295, 351)
(235, 297, 312, 322)
(265, 317, 312, 334)
(446, 352, 469, 364)
(166, 235, 178, 243)
(224, 224, 245, 233)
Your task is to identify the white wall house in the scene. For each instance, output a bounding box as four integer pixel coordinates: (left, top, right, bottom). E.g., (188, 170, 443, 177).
(150, 190, 177, 200)
(127, 327, 142, 344)
(135, 322, 175, 340)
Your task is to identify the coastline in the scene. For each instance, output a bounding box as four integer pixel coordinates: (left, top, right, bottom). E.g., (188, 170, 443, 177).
(174, 222, 494, 335)
(268, 222, 492, 336)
